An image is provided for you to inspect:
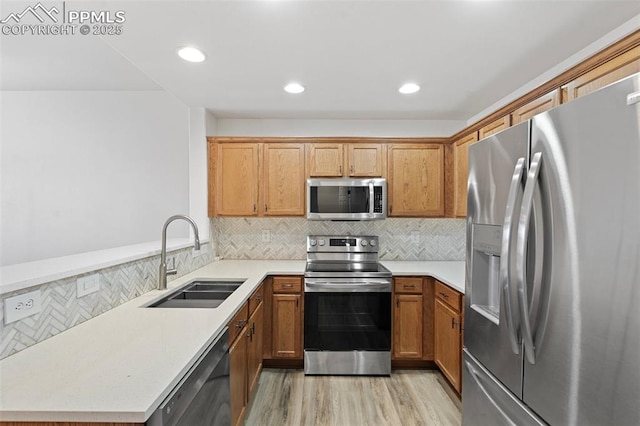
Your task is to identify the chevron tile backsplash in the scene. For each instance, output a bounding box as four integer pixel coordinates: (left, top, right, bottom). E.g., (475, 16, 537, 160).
(212, 218, 465, 261)
(0, 244, 213, 360)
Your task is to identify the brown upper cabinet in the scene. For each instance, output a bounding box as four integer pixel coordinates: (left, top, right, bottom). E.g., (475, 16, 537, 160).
(214, 143, 260, 216)
(209, 142, 305, 217)
(452, 132, 478, 218)
(387, 144, 444, 217)
(564, 44, 640, 102)
(479, 115, 510, 140)
(263, 144, 306, 215)
(307, 143, 385, 177)
(511, 89, 561, 125)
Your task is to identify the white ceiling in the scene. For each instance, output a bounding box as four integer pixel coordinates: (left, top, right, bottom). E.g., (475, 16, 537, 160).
(2, 1, 640, 121)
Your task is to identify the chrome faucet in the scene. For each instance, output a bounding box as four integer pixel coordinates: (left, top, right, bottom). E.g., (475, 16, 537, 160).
(159, 215, 201, 290)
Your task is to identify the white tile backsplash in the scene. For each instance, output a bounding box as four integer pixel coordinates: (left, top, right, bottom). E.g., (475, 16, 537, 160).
(212, 217, 465, 261)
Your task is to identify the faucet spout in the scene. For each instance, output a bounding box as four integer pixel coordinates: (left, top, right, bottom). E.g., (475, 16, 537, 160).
(159, 215, 201, 290)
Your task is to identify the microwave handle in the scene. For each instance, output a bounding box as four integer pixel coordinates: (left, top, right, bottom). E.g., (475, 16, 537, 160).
(369, 182, 374, 213)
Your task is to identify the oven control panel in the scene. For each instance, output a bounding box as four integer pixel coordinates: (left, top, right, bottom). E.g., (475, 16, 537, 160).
(307, 235, 379, 253)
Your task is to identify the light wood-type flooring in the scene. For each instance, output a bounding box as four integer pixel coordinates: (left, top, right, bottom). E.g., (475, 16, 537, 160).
(244, 369, 461, 426)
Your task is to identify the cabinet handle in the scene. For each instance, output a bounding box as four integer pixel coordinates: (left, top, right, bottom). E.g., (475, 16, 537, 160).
(452, 318, 458, 329)
(350, 165, 354, 174)
(339, 165, 342, 175)
(235, 319, 246, 329)
(440, 292, 449, 298)
(265, 204, 268, 212)
(256, 295, 263, 301)
(403, 284, 416, 289)
(253, 204, 256, 213)
(283, 283, 293, 288)
(296, 298, 299, 307)
(389, 205, 393, 214)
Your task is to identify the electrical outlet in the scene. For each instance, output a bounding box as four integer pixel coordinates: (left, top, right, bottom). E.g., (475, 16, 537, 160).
(410, 230, 420, 244)
(4, 290, 42, 324)
(77, 273, 100, 298)
(262, 230, 271, 242)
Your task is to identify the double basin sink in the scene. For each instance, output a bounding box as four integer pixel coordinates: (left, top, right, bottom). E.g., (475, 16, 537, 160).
(148, 280, 244, 309)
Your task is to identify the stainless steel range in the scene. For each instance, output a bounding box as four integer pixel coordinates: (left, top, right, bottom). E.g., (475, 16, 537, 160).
(304, 235, 392, 375)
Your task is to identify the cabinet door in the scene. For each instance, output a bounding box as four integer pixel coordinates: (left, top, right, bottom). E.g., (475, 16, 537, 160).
(263, 144, 306, 215)
(246, 302, 263, 399)
(393, 294, 424, 359)
(347, 143, 384, 177)
(388, 144, 444, 216)
(564, 44, 640, 101)
(307, 143, 344, 177)
(229, 329, 248, 426)
(511, 89, 561, 125)
(272, 293, 302, 358)
(434, 298, 462, 393)
(452, 133, 478, 218)
(215, 143, 259, 216)
(479, 115, 510, 139)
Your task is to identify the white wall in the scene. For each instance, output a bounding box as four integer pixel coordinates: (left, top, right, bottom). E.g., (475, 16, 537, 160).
(468, 13, 640, 125)
(214, 118, 465, 137)
(188, 108, 210, 242)
(0, 91, 190, 266)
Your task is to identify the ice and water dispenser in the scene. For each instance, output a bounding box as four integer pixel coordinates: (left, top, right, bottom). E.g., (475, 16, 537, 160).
(470, 223, 503, 324)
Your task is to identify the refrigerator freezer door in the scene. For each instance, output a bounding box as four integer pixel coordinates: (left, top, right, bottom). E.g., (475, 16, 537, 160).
(465, 122, 529, 398)
(462, 349, 545, 426)
(521, 74, 640, 425)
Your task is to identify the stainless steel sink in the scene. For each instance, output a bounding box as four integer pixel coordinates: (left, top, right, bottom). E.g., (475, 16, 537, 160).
(148, 280, 244, 308)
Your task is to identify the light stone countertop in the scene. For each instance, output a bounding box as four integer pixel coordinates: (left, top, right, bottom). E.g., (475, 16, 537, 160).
(0, 259, 464, 423)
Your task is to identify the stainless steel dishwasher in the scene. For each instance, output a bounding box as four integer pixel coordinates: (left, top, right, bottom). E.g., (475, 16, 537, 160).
(147, 329, 230, 426)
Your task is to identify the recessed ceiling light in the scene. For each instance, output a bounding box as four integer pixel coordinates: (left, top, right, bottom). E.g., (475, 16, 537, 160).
(177, 46, 206, 63)
(284, 83, 305, 94)
(399, 83, 420, 94)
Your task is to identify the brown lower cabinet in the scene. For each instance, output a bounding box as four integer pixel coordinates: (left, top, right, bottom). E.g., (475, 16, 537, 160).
(392, 277, 435, 362)
(434, 280, 464, 393)
(229, 284, 264, 426)
(263, 276, 304, 363)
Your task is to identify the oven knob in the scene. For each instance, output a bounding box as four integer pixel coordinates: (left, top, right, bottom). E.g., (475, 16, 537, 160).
(310, 239, 317, 246)
(369, 239, 377, 247)
(318, 239, 326, 246)
(361, 240, 368, 247)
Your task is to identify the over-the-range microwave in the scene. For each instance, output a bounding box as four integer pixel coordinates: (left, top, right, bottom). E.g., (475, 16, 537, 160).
(306, 178, 387, 221)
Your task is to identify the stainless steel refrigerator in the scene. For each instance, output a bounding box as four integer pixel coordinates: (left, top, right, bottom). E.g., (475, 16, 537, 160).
(463, 73, 640, 426)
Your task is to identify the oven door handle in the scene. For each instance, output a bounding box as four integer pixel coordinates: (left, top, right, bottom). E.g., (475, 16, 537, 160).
(305, 280, 392, 292)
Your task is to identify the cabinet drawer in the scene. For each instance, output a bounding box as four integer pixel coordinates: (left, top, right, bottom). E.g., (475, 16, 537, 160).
(272, 276, 302, 293)
(228, 302, 249, 344)
(249, 283, 264, 315)
(394, 277, 423, 294)
(435, 281, 462, 313)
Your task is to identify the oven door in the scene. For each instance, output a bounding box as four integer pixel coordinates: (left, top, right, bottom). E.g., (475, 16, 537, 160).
(304, 278, 392, 375)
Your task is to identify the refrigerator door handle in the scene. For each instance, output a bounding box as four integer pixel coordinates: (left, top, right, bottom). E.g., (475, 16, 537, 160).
(516, 151, 543, 365)
(500, 157, 526, 355)
(465, 359, 519, 426)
